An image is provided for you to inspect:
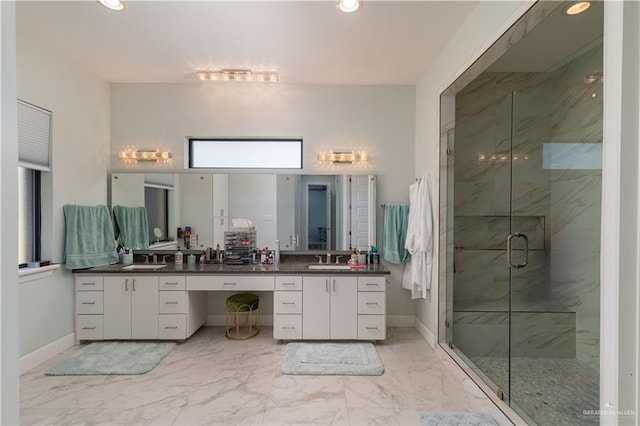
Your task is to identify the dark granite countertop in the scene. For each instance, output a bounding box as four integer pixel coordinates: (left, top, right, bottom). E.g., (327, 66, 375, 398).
(73, 259, 389, 275)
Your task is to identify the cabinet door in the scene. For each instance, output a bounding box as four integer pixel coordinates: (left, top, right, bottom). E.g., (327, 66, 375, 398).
(302, 276, 330, 339)
(103, 276, 132, 339)
(131, 276, 159, 339)
(330, 276, 358, 339)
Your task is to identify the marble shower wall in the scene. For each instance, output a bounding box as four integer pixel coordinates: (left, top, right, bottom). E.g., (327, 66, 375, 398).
(451, 42, 602, 367)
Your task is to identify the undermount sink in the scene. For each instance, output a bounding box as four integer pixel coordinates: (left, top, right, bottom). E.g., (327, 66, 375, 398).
(308, 264, 352, 270)
(121, 264, 168, 270)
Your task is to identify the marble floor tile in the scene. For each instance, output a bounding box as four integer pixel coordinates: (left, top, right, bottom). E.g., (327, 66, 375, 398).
(20, 327, 507, 425)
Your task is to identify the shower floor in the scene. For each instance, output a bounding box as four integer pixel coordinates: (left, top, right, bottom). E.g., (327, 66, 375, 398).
(472, 356, 599, 425)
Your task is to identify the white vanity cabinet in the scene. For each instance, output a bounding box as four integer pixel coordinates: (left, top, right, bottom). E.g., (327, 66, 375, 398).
(273, 276, 303, 339)
(302, 275, 358, 340)
(75, 276, 105, 341)
(103, 275, 159, 340)
(357, 276, 386, 340)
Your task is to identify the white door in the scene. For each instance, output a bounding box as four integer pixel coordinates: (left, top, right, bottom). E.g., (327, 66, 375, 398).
(104, 276, 132, 339)
(302, 276, 330, 339)
(179, 174, 213, 248)
(131, 276, 159, 339)
(330, 276, 358, 339)
(350, 175, 370, 250)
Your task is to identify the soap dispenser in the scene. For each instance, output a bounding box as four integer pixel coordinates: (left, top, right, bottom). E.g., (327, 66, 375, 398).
(175, 249, 183, 266)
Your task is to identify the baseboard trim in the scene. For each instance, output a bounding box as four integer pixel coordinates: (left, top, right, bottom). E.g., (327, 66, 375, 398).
(206, 314, 274, 327)
(387, 315, 415, 327)
(20, 333, 75, 374)
(415, 317, 435, 348)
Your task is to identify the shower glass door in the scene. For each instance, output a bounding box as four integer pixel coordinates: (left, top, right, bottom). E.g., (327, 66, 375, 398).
(445, 27, 603, 425)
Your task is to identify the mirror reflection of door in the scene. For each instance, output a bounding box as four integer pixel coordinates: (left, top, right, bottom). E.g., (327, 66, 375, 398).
(306, 184, 331, 250)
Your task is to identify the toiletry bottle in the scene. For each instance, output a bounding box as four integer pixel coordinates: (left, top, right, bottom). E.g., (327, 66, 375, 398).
(371, 246, 380, 264)
(175, 249, 183, 266)
(199, 251, 205, 268)
(184, 227, 191, 249)
(261, 247, 267, 264)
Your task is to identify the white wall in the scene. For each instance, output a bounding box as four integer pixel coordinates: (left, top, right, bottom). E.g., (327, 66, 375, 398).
(110, 83, 417, 317)
(1, 2, 20, 422)
(16, 26, 111, 357)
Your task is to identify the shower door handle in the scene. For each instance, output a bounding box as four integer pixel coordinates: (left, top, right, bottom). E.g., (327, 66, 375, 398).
(507, 233, 528, 269)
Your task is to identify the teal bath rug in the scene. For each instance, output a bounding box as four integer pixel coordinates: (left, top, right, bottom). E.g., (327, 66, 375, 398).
(282, 342, 384, 376)
(418, 412, 497, 426)
(46, 341, 176, 376)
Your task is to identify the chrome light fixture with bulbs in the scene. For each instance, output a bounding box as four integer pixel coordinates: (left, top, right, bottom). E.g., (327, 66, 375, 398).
(337, 0, 361, 13)
(196, 69, 278, 83)
(97, 0, 126, 12)
(318, 150, 368, 165)
(118, 149, 172, 164)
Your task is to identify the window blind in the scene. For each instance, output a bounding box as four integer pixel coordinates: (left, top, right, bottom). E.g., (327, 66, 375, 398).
(17, 100, 52, 171)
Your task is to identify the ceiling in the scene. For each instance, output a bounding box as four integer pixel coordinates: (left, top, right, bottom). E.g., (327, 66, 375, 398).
(16, 1, 480, 85)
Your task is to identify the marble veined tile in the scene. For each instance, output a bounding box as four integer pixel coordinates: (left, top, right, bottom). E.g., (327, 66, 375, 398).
(262, 406, 349, 425)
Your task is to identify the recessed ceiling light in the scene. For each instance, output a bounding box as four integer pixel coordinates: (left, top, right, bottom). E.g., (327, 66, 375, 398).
(98, 0, 127, 12)
(337, 0, 361, 13)
(565, 1, 590, 15)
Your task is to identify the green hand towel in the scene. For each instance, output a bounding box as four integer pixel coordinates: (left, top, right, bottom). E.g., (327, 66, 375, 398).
(63, 204, 119, 270)
(383, 203, 411, 264)
(112, 205, 150, 250)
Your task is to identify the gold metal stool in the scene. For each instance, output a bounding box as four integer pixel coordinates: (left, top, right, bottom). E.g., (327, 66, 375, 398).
(225, 293, 260, 340)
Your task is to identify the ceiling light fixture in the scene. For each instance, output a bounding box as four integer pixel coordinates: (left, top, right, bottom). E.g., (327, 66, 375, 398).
(565, 1, 590, 15)
(337, 0, 361, 13)
(97, 0, 127, 12)
(196, 69, 278, 83)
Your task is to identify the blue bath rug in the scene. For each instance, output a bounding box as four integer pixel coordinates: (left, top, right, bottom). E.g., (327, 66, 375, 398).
(46, 341, 176, 375)
(282, 342, 384, 376)
(418, 412, 498, 426)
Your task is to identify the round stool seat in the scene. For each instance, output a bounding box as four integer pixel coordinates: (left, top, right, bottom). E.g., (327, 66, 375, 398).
(225, 293, 260, 340)
(226, 293, 259, 312)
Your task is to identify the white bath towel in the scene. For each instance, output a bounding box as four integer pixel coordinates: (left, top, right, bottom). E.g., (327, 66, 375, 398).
(403, 175, 433, 299)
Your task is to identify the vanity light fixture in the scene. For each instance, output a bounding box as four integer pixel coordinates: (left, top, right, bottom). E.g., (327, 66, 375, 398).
(98, 0, 127, 12)
(565, 1, 590, 15)
(118, 149, 172, 164)
(337, 0, 361, 13)
(318, 150, 368, 165)
(196, 69, 278, 83)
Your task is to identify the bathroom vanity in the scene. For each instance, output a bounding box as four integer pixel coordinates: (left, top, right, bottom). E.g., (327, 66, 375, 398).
(74, 261, 389, 343)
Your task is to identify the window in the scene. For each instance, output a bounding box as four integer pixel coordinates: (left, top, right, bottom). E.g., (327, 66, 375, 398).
(189, 138, 303, 169)
(18, 167, 41, 265)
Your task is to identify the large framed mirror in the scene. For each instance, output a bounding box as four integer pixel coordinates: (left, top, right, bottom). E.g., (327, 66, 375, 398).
(109, 172, 376, 253)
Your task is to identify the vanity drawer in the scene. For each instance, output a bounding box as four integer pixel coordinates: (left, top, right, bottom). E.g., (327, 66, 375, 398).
(76, 291, 103, 314)
(275, 276, 303, 291)
(187, 275, 275, 291)
(357, 292, 385, 315)
(274, 291, 302, 314)
(75, 276, 104, 291)
(158, 314, 186, 339)
(273, 314, 302, 340)
(358, 315, 386, 340)
(159, 276, 186, 291)
(76, 315, 104, 340)
(357, 276, 385, 292)
(159, 291, 187, 314)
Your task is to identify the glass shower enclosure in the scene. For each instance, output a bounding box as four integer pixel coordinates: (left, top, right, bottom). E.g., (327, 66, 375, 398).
(440, 2, 602, 424)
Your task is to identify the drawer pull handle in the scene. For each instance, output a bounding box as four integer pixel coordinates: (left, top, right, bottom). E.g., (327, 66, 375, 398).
(165, 282, 179, 285)
(164, 326, 178, 330)
(282, 282, 296, 286)
(81, 302, 96, 305)
(282, 326, 296, 330)
(82, 326, 96, 330)
(165, 301, 179, 305)
(81, 282, 95, 286)
(282, 302, 296, 305)
(223, 282, 236, 286)
(365, 283, 379, 286)
(365, 302, 379, 305)
(365, 326, 379, 330)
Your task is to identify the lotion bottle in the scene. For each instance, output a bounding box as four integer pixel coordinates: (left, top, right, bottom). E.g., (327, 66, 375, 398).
(175, 249, 183, 266)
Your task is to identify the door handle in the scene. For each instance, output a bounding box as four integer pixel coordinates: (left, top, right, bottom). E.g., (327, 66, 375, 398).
(325, 279, 329, 293)
(507, 232, 528, 269)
